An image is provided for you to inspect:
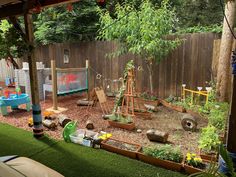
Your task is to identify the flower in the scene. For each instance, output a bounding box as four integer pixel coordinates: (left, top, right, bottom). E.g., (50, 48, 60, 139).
(186, 153, 204, 168)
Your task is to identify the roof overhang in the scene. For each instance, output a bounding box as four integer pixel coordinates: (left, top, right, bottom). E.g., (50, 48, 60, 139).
(0, 0, 80, 19)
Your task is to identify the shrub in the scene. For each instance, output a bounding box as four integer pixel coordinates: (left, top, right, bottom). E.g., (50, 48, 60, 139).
(198, 125, 221, 153)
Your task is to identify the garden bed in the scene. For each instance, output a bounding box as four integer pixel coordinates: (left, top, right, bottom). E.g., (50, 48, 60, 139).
(101, 138, 141, 159)
(137, 152, 183, 172)
(108, 120, 135, 131)
(159, 99, 186, 113)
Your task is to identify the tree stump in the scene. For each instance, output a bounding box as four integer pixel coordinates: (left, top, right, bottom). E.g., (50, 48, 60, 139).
(181, 114, 197, 132)
(58, 114, 72, 128)
(86, 120, 94, 130)
(146, 129, 169, 143)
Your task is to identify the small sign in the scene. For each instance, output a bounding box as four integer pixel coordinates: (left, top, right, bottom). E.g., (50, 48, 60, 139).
(64, 49, 70, 64)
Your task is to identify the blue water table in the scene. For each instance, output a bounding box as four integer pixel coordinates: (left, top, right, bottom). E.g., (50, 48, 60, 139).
(0, 93, 31, 116)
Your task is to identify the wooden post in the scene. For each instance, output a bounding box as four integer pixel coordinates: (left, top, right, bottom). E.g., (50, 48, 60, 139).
(51, 60, 58, 110)
(24, 14, 43, 138)
(86, 59, 90, 100)
(227, 75, 236, 153)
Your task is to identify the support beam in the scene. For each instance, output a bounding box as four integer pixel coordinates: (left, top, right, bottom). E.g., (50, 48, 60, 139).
(24, 13, 44, 138)
(51, 59, 58, 110)
(227, 75, 236, 153)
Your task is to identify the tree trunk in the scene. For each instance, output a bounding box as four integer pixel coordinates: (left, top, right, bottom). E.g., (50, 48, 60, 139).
(5, 53, 19, 69)
(147, 60, 154, 94)
(216, 0, 236, 102)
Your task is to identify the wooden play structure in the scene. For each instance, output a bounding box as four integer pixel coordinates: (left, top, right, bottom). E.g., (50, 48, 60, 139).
(47, 60, 89, 113)
(182, 84, 212, 105)
(121, 68, 135, 117)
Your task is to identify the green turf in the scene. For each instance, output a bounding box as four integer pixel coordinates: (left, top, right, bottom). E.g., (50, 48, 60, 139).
(0, 123, 187, 177)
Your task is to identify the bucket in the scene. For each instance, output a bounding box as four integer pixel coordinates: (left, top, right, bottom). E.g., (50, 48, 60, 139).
(218, 152, 236, 175)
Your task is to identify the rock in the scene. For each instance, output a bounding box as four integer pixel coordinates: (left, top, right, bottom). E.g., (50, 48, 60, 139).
(146, 129, 169, 143)
(137, 129, 142, 133)
(144, 104, 158, 112)
(181, 114, 197, 132)
(86, 120, 94, 130)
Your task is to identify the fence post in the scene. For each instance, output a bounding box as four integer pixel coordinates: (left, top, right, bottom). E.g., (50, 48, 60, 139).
(51, 59, 58, 110)
(86, 59, 90, 100)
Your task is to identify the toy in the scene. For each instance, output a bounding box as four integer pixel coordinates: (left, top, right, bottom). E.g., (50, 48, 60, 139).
(28, 117, 33, 127)
(0, 93, 31, 116)
(182, 84, 212, 105)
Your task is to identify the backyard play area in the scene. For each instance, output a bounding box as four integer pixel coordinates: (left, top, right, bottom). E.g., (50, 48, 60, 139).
(1, 0, 236, 177)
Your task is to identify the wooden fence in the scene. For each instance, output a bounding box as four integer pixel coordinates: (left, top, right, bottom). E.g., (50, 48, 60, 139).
(0, 59, 15, 82)
(35, 32, 221, 98)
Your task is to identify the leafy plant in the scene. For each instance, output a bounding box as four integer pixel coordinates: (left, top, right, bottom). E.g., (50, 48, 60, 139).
(177, 24, 222, 34)
(208, 102, 229, 131)
(143, 145, 183, 163)
(198, 126, 221, 153)
(186, 153, 205, 169)
(140, 91, 158, 101)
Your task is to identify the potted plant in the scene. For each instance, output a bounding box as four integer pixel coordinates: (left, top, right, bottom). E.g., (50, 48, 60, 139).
(183, 153, 208, 174)
(101, 138, 141, 159)
(137, 145, 184, 172)
(198, 125, 220, 162)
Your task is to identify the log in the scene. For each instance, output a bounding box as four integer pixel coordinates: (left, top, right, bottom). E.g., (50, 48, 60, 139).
(58, 114, 72, 127)
(77, 99, 94, 106)
(146, 129, 169, 143)
(181, 114, 197, 132)
(43, 119, 57, 129)
(86, 120, 94, 130)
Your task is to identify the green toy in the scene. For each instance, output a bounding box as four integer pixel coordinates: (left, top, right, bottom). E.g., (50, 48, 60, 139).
(63, 121, 77, 142)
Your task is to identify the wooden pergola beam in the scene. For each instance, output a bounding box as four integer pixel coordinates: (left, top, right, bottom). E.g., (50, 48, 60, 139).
(0, 0, 79, 19)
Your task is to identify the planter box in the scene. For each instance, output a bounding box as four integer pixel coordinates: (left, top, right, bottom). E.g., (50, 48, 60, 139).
(137, 153, 183, 172)
(199, 149, 218, 162)
(183, 164, 204, 174)
(134, 111, 152, 120)
(108, 120, 135, 131)
(101, 138, 141, 159)
(159, 100, 186, 113)
(183, 157, 210, 174)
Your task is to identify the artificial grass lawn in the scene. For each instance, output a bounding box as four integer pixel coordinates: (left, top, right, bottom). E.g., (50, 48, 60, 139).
(0, 123, 187, 177)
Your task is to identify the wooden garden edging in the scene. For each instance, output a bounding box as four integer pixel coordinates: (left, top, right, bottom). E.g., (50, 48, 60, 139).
(137, 152, 183, 172)
(159, 99, 186, 113)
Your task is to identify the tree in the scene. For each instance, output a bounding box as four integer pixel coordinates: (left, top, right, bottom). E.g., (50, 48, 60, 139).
(34, 0, 100, 44)
(98, 0, 180, 93)
(216, 0, 235, 102)
(0, 20, 27, 69)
